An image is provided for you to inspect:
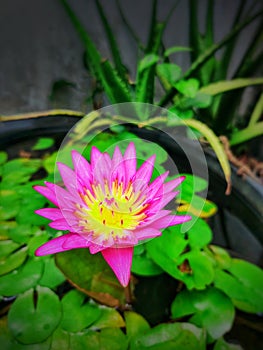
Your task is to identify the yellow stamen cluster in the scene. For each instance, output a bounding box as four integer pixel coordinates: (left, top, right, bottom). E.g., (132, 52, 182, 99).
(75, 180, 148, 241)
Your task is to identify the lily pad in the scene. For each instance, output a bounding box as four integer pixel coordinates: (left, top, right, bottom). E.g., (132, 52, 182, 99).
(132, 322, 205, 350)
(60, 290, 101, 332)
(171, 287, 235, 342)
(8, 286, 62, 344)
(55, 248, 126, 307)
(0, 258, 43, 296)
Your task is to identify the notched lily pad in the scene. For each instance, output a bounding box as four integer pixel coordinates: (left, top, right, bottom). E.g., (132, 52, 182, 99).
(55, 248, 126, 307)
(8, 286, 62, 344)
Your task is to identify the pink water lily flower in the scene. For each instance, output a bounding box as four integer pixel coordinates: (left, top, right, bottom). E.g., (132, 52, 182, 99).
(34, 143, 191, 287)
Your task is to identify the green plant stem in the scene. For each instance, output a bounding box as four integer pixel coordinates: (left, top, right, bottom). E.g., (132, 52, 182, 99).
(0, 109, 84, 121)
(248, 93, 263, 127)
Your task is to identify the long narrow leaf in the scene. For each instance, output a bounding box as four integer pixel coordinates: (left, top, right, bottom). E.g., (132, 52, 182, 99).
(248, 93, 263, 127)
(100, 60, 132, 103)
(230, 122, 263, 146)
(184, 119, 232, 195)
(199, 77, 263, 96)
(95, 0, 128, 84)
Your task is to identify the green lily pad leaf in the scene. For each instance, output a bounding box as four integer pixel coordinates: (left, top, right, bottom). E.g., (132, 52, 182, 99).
(156, 63, 182, 85)
(43, 151, 57, 174)
(214, 259, 263, 313)
(51, 327, 70, 350)
(178, 196, 217, 219)
(55, 248, 126, 307)
(27, 232, 50, 257)
(178, 251, 215, 290)
(0, 246, 28, 276)
(0, 151, 8, 165)
(176, 93, 212, 110)
(38, 257, 65, 288)
(213, 337, 243, 350)
(0, 190, 20, 220)
(0, 221, 17, 239)
(8, 286, 62, 344)
(146, 226, 188, 280)
(187, 218, 212, 249)
(132, 322, 205, 350)
(32, 137, 54, 150)
(90, 305, 125, 330)
(0, 317, 51, 350)
(171, 287, 235, 342)
(132, 248, 163, 276)
(70, 328, 128, 350)
(8, 225, 39, 244)
(61, 290, 101, 332)
(124, 311, 150, 346)
(209, 245, 232, 269)
(0, 240, 20, 258)
(176, 173, 208, 195)
(0, 258, 43, 296)
(1, 159, 42, 185)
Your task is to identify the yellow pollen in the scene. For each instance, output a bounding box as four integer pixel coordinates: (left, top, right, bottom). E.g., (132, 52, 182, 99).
(76, 180, 148, 242)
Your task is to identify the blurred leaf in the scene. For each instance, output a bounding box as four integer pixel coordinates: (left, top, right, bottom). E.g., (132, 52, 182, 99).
(174, 79, 200, 98)
(0, 258, 43, 296)
(8, 225, 39, 244)
(0, 317, 51, 350)
(55, 248, 126, 307)
(0, 151, 8, 165)
(171, 287, 235, 342)
(27, 232, 49, 257)
(70, 328, 128, 350)
(175, 92, 212, 109)
(50, 327, 70, 350)
(199, 77, 263, 96)
(43, 152, 57, 174)
(209, 245, 232, 269)
(0, 240, 20, 258)
(0, 190, 20, 220)
(90, 305, 125, 330)
(132, 249, 163, 276)
(178, 250, 215, 289)
(60, 290, 101, 332)
(184, 119, 231, 194)
(0, 246, 28, 276)
(32, 138, 54, 151)
(8, 286, 62, 344)
(214, 259, 263, 313)
(213, 337, 243, 350)
(132, 322, 206, 350)
(157, 63, 182, 85)
(1, 159, 41, 185)
(164, 46, 192, 57)
(124, 311, 150, 343)
(38, 257, 65, 288)
(187, 218, 212, 249)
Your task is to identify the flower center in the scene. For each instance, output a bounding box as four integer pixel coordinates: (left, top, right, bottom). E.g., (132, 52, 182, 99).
(75, 180, 148, 243)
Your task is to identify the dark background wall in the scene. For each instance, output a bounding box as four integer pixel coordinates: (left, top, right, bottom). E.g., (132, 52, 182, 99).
(0, 0, 261, 115)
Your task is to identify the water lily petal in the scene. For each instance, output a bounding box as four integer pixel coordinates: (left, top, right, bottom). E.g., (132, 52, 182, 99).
(49, 218, 73, 231)
(102, 247, 133, 287)
(35, 208, 64, 220)
(71, 150, 92, 190)
(134, 227, 161, 240)
(35, 233, 86, 256)
(133, 155, 156, 190)
(164, 176, 185, 194)
(33, 184, 58, 206)
(124, 142, 137, 180)
(62, 234, 91, 249)
(57, 162, 78, 194)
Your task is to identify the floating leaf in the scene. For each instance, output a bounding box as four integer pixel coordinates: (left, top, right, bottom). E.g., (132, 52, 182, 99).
(0, 258, 43, 296)
(124, 311, 150, 341)
(132, 322, 205, 350)
(91, 305, 125, 330)
(38, 257, 65, 289)
(214, 259, 263, 313)
(213, 337, 243, 350)
(209, 245, 232, 269)
(8, 286, 62, 344)
(132, 247, 163, 276)
(171, 287, 235, 342)
(60, 290, 101, 332)
(0, 190, 20, 220)
(55, 248, 126, 307)
(0, 246, 28, 276)
(32, 138, 54, 150)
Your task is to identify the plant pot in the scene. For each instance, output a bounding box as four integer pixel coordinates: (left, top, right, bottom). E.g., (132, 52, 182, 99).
(1, 115, 262, 349)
